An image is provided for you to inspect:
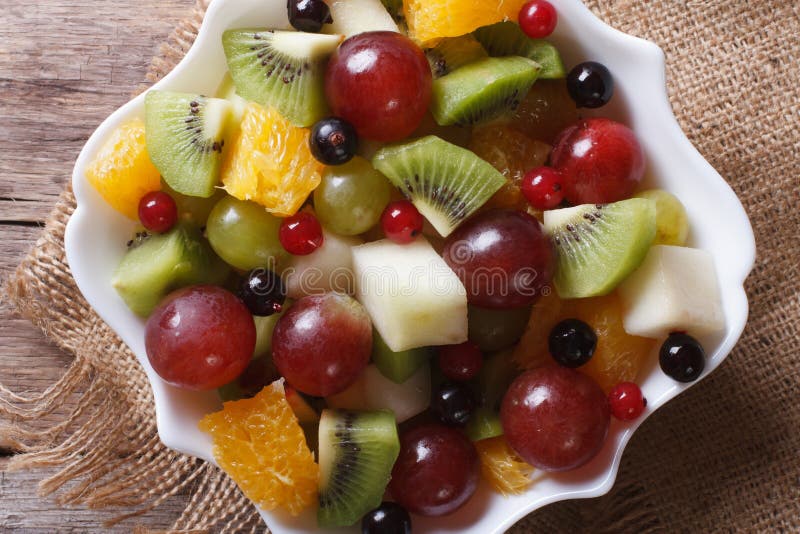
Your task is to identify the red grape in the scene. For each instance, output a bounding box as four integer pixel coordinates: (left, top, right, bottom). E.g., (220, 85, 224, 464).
(325, 32, 432, 142)
(272, 293, 372, 396)
(438, 341, 483, 381)
(501, 365, 610, 471)
(442, 210, 555, 309)
(389, 424, 479, 516)
(145, 285, 256, 390)
(550, 118, 645, 204)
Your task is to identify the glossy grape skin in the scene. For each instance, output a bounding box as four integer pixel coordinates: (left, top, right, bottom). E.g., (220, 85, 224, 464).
(551, 118, 645, 205)
(272, 293, 372, 396)
(325, 32, 432, 142)
(389, 424, 479, 516)
(314, 157, 391, 236)
(438, 341, 483, 381)
(145, 285, 256, 391)
(442, 210, 555, 309)
(501, 366, 610, 471)
(206, 196, 288, 271)
(468, 304, 532, 352)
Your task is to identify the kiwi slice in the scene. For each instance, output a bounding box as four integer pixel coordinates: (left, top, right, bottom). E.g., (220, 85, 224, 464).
(144, 91, 233, 198)
(222, 29, 342, 127)
(426, 35, 489, 78)
(465, 407, 504, 442)
(430, 56, 540, 126)
(474, 21, 566, 79)
(543, 198, 657, 299)
(112, 224, 230, 317)
(372, 135, 506, 236)
(373, 328, 432, 384)
(318, 409, 400, 527)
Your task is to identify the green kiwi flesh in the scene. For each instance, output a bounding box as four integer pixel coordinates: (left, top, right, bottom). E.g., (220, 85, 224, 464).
(222, 29, 342, 127)
(145, 91, 233, 198)
(430, 56, 540, 126)
(474, 21, 566, 79)
(372, 328, 432, 384)
(543, 198, 657, 299)
(112, 224, 230, 317)
(372, 135, 506, 237)
(426, 34, 489, 78)
(465, 407, 504, 441)
(317, 409, 400, 527)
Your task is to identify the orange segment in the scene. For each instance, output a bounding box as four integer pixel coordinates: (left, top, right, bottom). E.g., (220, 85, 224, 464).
(221, 103, 324, 217)
(513, 291, 563, 370)
(404, 0, 528, 46)
(198, 380, 319, 516)
(85, 118, 161, 219)
(475, 436, 535, 496)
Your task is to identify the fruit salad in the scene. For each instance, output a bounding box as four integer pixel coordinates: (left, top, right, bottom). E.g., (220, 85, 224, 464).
(86, 0, 726, 531)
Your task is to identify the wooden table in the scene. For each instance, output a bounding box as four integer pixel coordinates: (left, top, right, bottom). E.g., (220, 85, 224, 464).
(0, 1, 198, 530)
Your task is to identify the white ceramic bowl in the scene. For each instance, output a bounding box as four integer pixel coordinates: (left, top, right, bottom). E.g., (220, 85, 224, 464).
(64, 0, 756, 532)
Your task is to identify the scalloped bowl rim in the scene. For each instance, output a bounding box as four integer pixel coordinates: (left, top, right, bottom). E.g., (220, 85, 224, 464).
(64, 0, 755, 532)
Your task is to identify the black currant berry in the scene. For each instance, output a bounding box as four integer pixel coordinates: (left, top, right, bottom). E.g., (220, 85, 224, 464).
(361, 501, 412, 534)
(287, 0, 332, 33)
(566, 61, 614, 108)
(549, 318, 597, 368)
(432, 382, 476, 426)
(659, 332, 706, 382)
(239, 268, 286, 316)
(309, 117, 359, 165)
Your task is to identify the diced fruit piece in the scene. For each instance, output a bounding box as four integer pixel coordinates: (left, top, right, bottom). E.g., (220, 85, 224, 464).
(327, 363, 431, 423)
(326, 32, 432, 142)
(426, 34, 488, 78)
(222, 29, 341, 127)
(509, 79, 578, 143)
(318, 409, 400, 527)
(372, 136, 506, 236)
(381, 200, 424, 244)
(279, 212, 324, 256)
(314, 157, 392, 236)
(659, 333, 706, 383)
(112, 225, 229, 317)
(145, 286, 255, 390)
(513, 291, 564, 370)
(443, 210, 555, 308)
(288, 0, 332, 33)
(215, 72, 249, 124)
(468, 305, 532, 352)
(206, 195, 288, 271)
(85, 118, 161, 219)
(431, 56, 540, 126)
(352, 237, 468, 351)
(475, 436, 535, 496)
(566, 61, 614, 109)
(501, 366, 609, 471)
(238, 268, 286, 317)
(389, 424, 479, 516)
(138, 191, 178, 234)
(608, 382, 646, 421)
(551, 118, 645, 205)
(309, 117, 358, 166)
(199, 380, 319, 515)
(144, 91, 233, 198)
(548, 318, 597, 368)
(322, 0, 399, 38)
(519, 0, 558, 39)
(221, 103, 323, 217)
(618, 245, 724, 338)
(404, 0, 527, 46)
(362, 502, 412, 534)
(432, 382, 477, 426)
(273, 293, 372, 397)
(465, 407, 504, 441)
(438, 341, 482, 382)
(543, 199, 656, 299)
(373, 330, 432, 384)
(218, 354, 280, 401)
(285, 385, 320, 424)
(635, 189, 689, 246)
(474, 21, 565, 79)
(284, 229, 362, 299)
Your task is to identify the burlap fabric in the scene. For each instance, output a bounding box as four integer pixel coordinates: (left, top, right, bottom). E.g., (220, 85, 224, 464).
(2, 0, 798, 531)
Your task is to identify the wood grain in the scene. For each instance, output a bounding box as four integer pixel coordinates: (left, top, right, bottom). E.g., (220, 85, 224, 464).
(0, 0, 195, 531)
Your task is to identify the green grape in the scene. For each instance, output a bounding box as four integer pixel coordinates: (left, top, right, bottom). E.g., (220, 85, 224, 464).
(252, 300, 291, 358)
(636, 189, 689, 246)
(163, 181, 225, 227)
(313, 156, 392, 236)
(468, 304, 532, 352)
(207, 195, 288, 271)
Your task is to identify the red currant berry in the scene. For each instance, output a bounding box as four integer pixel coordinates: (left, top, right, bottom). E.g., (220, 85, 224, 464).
(381, 201, 424, 244)
(521, 167, 565, 210)
(518, 0, 558, 39)
(438, 341, 483, 381)
(138, 191, 178, 233)
(279, 212, 324, 256)
(608, 382, 646, 421)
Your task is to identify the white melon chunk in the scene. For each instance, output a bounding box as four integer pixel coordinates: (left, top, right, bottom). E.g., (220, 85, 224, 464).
(618, 245, 725, 338)
(352, 237, 468, 351)
(323, 0, 399, 38)
(326, 363, 430, 423)
(284, 229, 363, 299)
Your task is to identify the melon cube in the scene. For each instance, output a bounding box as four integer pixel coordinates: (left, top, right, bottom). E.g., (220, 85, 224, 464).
(352, 237, 468, 352)
(618, 245, 725, 338)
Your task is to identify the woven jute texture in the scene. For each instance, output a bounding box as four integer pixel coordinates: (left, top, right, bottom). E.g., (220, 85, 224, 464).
(2, 0, 799, 532)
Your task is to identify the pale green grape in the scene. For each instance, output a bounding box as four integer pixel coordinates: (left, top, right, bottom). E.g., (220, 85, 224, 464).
(313, 156, 391, 236)
(207, 195, 287, 271)
(636, 189, 689, 246)
(468, 305, 532, 352)
(163, 181, 225, 227)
